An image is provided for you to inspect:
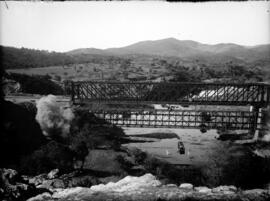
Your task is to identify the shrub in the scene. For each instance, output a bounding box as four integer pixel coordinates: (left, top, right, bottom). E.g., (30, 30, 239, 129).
(127, 148, 147, 165)
(199, 143, 270, 189)
(115, 155, 133, 170)
(69, 109, 125, 150)
(69, 141, 89, 170)
(20, 141, 74, 175)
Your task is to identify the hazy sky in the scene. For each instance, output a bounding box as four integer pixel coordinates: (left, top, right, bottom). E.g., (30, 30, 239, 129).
(0, 1, 269, 52)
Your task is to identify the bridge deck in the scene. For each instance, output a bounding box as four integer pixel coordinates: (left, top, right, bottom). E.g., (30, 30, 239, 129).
(90, 109, 262, 130)
(68, 81, 270, 106)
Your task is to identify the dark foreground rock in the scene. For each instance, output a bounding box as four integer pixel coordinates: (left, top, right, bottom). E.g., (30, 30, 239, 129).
(0, 168, 47, 201)
(26, 169, 104, 190)
(0, 100, 47, 168)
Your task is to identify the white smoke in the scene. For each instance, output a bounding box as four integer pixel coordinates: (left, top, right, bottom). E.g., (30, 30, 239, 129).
(35, 95, 74, 139)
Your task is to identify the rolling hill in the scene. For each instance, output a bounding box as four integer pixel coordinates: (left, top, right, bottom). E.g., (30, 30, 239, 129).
(68, 38, 270, 62)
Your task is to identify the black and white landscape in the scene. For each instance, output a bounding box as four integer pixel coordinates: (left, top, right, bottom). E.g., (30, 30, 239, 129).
(1, 1, 270, 201)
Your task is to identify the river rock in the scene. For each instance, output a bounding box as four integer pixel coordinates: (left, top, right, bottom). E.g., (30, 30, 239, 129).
(195, 186, 212, 193)
(29, 174, 48, 186)
(47, 169, 59, 179)
(90, 173, 162, 192)
(212, 185, 237, 193)
(179, 183, 193, 189)
(36, 180, 54, 189)
(0, 168, 41, 201)
(241, 189, 270, 201)
(98, 175, 121, 184)
(67, 175, 99, 187)
(27, 192, 52, 201)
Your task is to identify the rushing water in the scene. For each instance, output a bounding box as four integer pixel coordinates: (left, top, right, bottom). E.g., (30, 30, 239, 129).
(123, 127, 225, 165)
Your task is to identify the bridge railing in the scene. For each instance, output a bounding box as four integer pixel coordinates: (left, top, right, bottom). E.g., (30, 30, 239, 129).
(66, 81, 270, 107)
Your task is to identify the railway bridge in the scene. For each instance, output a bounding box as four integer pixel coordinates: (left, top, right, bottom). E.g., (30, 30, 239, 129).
(66, 81, 270, 133)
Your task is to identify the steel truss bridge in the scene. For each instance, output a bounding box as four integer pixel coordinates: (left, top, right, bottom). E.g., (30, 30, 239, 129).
(90, 109, 261, 130)
(66, 81, 270, 131)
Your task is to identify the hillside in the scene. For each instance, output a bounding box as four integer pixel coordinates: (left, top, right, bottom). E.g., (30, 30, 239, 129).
(0, 46, 74, 69)
(2, 38, 270, 82)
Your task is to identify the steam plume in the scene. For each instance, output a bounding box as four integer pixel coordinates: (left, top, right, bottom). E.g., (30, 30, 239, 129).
(35, 95, 74, 139)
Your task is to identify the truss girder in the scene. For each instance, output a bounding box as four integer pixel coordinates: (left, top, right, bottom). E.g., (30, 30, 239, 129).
(70, 82, 269, 106)
(90, 109, 261, 130)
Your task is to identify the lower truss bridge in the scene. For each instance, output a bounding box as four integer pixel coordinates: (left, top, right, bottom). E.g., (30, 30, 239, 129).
(89, 109, 262, 131)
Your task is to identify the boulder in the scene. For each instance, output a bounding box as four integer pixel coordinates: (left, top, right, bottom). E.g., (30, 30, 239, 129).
(99, 176, 122, 184)
(36, 180, 54, 190)
(47, 169, 59, 180)
(212, 185, 237, 193)
(67, 175, 99, 188)
(29, 174, 48, 186)
(1, 168, 19, 183)
(179, 183, 193, 190)
(27, 192, 52, 201)
(51, 179, 65, 189)
(90, 173, 162, 192)
(194, 186, 212, 193)
(0, 168, 41, 201)
(241, 189, 270, 201)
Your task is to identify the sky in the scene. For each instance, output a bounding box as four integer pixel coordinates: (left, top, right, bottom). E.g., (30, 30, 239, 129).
(0, 1, 269, 52)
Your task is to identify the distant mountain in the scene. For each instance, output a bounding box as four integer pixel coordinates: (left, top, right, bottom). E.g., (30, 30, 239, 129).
(68, 38, 270, 62)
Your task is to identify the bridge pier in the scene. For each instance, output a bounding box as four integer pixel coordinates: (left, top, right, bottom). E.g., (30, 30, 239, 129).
(250, 106, 259, 138)
(258, 106, 270, 139)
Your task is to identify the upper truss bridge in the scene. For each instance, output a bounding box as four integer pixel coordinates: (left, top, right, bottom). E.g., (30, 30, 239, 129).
(68, 81, 270, 107)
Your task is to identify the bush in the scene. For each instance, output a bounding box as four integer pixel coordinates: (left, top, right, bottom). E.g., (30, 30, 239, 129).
(143, 154, 202, 185)
(69, 109, 125, 150)
(199, 143, 270, 189)
(20, 141, 74, 175)
(127, 148, 147, 165)
(115, 155, 134, 170)
(69, 141, 89, 169)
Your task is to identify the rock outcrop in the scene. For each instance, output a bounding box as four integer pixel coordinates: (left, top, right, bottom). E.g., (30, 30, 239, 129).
(2, 169, 269, 201)
(0, 168, 45, 201)
(26, 173, 270, 201)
